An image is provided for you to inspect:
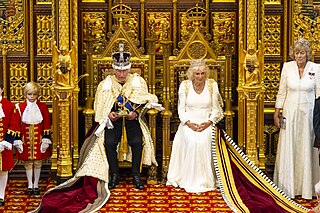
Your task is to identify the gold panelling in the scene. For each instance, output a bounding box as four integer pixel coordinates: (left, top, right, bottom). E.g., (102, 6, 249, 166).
(264, 124, 279, 164)
(211, 12, 236, 55)
(179, 12, 192, 42)
(264, 15, 281, 55)
(37, 62, 53, 103)
(36, 0, 52, 4)
(292, 1, 320, 55)
(265, 0, 280, 4)
(10, 63, 28, 103)
(0, 0, 25, 51)
(146, 12, 171, 53)
(82, 12, 107, 54)
(36, 15, 53, 55)
(120, 12, 139, 42)
(212, 0, 236, 2)
(82, 0, 104, 2)
(264, 62, 280, 103)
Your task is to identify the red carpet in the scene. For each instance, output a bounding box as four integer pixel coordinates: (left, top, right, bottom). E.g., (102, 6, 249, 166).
(0, 177, 318, 212)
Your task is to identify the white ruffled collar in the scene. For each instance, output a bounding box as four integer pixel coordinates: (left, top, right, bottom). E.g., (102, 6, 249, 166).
(22, 100, 43, 124)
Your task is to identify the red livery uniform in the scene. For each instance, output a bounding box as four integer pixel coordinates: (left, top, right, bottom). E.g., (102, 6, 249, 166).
(16, 101, 51, 161)
(0, 98, 20, 171)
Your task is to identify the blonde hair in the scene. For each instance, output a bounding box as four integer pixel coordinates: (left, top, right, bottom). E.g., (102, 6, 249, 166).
(24, 82, 40, 96)
(289, 38, 312, 61)
(186, 65, 210, 80)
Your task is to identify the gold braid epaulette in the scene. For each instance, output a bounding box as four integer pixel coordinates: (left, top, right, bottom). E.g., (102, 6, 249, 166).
(7, 129, 15, 136)
(15, 131, 21, 138)
(43, 129, 51, 136)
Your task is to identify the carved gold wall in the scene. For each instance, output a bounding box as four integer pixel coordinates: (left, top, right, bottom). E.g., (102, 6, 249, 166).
(1, 0, 320, 177)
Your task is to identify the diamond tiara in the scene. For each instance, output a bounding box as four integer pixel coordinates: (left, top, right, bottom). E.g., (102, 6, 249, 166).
(190, 59, 206, 68)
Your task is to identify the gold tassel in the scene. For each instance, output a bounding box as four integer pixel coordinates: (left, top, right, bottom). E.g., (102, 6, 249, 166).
(119, 117, 128, 161)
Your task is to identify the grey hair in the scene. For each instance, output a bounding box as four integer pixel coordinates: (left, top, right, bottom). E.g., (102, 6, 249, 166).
(289, 38, 312, 61)
(186, 65, 210, 80)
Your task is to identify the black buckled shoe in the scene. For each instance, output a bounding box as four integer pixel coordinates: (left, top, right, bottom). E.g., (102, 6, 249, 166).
(0, 198, 5, 206)
(108, 173, 119, 190)
(132, 175, 144, 190)
(33, 188, 40, 195)
(27, 188, 33, 195)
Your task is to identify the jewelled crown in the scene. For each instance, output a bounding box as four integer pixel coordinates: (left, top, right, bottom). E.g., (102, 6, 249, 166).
(190, 59, 206, 68)
(112, 44, 131, 70)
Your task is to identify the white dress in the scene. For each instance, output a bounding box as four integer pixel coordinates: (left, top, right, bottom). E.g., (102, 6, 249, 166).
(273, 61, 320, 199)
(166, 79, 224, 193)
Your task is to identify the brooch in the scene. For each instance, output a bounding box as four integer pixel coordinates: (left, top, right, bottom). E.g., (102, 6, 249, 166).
(308, 72, 315, 80)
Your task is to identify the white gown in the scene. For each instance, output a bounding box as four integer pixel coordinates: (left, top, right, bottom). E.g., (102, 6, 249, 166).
(166, 79, 224, 193)
(273, 61, 320, 199)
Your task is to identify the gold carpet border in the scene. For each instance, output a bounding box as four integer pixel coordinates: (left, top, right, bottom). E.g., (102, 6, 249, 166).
(212, 126, 309, 213)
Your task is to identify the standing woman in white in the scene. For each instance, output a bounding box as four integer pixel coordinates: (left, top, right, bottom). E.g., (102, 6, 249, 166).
(273, 38, 320, 199)
(166, 59, 224, 193)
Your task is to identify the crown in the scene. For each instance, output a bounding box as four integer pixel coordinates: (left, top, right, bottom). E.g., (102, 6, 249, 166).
(186, 4, 207, 23)
(111, 2, 132, 20)
(112, 44, 131, 70)
(190, 59, 206, 68)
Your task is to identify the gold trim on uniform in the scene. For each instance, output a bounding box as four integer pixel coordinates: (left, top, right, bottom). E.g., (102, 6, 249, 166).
(7, 129, 15, 135)
(0, 153, 2, 171)
(29, 125, 35, 160)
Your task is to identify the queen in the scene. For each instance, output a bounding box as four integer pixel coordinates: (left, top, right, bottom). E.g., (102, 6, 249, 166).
(166, 59, 224, 193)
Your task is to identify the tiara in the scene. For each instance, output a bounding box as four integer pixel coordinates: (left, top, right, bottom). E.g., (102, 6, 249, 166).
(190, 59, 206, 68)
(295, 38, 310, 47)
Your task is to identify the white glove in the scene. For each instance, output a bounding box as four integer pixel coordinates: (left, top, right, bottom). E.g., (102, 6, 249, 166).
(0, 143, 4, 152)
(13, 140, 23, 154)
(1, 141, 12, 150)
(40, 138, 51, 153)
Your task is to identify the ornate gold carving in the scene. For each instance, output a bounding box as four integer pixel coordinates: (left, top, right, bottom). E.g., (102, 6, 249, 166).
(247, 0, 257, 48)
(292, 1, 320, 55)
(187, 41, 207, 59)
(264, 62, 281, 102)
(238, 0, 265, 168)
(147, 12, 171, 53)
(179, 12, 191, 41)
(0, 1, 24, 51)
(82, 12, 106, 54)
(212, 12, 236, 55)
(224, 40, 235, 136)
(82, 0, 104, 2)
(36, 15, 53, 55)
(265, 0, 280, 4)
(212, 0, 235, 2)
(264, 124, 279, 164)
(9, 63, 28, 103)
(52, 0, 80, 177)
(53, 41, 78, 88)
(58, 0, 70, 48)
(53, 87, 73, 177)
(36, 0, 52, 3)
(264, 15, 281, 55)
(244, 46, 260, 86)
(36, 62, 53, 103)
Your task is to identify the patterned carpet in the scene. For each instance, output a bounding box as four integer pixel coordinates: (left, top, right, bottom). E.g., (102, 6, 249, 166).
(1, 177, 318, 213)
